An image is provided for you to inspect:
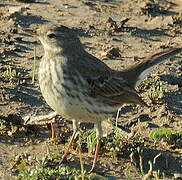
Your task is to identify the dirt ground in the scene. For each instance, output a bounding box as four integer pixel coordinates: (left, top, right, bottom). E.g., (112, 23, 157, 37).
(0, 0, 182, 179)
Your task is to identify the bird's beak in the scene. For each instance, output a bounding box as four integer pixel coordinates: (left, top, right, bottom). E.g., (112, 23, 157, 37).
(23, 28, 38, 36)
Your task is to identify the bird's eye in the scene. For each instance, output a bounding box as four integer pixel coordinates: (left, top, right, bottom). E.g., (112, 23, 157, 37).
(47, 33, 56, 39)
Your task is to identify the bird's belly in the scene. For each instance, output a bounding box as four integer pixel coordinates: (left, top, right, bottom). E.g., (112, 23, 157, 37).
(40, 83, 115, 123)
(59, 95, 114, 123)
(63, 98, 115, 123)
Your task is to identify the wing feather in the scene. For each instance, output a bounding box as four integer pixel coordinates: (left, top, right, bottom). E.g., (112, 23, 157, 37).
(86, 75, 146, 106)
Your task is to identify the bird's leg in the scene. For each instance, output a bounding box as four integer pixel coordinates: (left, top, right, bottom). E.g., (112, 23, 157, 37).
(89, 121, 103, 173)
(60, 120, 79, 163)
(50, 121, 57, 138)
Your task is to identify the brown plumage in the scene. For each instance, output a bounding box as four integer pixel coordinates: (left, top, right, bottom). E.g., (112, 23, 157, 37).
(25, 24, 182, 172)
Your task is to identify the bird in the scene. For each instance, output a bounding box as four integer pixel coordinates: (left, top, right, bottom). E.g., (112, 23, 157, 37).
(24, 24, 182, 172)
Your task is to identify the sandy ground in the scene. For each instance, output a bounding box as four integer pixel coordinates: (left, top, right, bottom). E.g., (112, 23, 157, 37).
(0, 0, 182, 179)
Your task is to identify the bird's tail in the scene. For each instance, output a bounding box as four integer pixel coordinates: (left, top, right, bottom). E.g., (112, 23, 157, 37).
(120, 48, 182, 87)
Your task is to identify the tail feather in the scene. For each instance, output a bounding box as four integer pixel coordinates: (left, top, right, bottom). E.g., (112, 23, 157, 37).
(120, 48, 182, 87)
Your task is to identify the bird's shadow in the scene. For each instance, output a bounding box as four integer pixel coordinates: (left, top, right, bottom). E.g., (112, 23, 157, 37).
(131, 146, 182, 176)
(161, 74, 182, 87)
(160, 73, 182, 115)
(164, 91, 182, 115)
(0, 114, 51, 145)
(63, 141, 182, 179)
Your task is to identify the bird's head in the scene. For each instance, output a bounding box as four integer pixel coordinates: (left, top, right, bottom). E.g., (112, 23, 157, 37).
(24, 24, 81, 53)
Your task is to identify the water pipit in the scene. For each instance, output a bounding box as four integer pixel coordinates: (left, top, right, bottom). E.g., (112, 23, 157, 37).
(24, 24, 182, 172)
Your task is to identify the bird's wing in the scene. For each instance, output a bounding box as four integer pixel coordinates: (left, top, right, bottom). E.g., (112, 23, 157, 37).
(86, 75, 147, 106)
(74, 52, 147, 106)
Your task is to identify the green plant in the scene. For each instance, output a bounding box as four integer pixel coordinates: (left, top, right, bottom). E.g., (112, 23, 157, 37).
(139, 77, 166, 102)
(17, 155, 106, 180)
(0, 119, 7, 131)
(0, 67, 22, 81)
(149, 129, 182, 146)
(76, 130, 97, 154)
(0, 118, 26, 136)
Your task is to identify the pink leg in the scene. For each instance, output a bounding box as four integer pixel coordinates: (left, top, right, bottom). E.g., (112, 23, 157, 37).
(51, 122, 57, 138)
(88, 138, 101, 173)
(89, 122, 103, 173)
(60, 120, 78, 163)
